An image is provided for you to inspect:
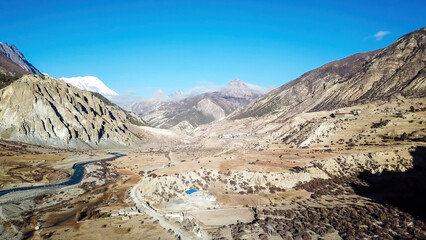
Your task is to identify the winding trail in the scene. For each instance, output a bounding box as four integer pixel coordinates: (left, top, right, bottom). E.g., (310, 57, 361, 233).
(129, 156, 199, 240)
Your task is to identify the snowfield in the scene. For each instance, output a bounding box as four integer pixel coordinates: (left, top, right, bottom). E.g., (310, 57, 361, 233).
(60, 76, 118, 96)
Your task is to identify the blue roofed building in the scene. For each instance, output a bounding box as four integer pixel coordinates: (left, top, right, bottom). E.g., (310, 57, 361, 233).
(185, 189, 198, 194)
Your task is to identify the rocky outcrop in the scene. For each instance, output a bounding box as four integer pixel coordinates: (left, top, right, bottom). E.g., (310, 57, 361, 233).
(233, 27, 426, 121)
(0, 75, 145, 149)
(0, 43, 42, 75)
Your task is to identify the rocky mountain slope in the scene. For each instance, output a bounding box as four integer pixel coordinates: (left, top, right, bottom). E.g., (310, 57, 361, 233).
(134, 80, 271, 129)
(233, 27, 426, 121)
(0, 54, 30, 78)
(0, 54, 30, 89)
(0, 42, 39, 90)
(0, 42, 42, 75)
(0, 75, 146, 149)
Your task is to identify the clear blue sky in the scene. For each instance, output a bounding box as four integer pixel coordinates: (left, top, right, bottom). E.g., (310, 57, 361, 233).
(1, 0, 425, 97)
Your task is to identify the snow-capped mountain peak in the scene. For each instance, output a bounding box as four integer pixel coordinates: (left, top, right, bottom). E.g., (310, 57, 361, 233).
(220, 79, 274, 98)
(60, 76, 118, 96)
(227, 79, 247, 87)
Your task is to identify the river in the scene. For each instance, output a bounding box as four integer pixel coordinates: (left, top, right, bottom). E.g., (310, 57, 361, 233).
(0, 153, 125, 197)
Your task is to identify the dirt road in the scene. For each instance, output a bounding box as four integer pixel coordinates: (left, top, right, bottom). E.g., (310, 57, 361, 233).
(130, 178, 199, 240)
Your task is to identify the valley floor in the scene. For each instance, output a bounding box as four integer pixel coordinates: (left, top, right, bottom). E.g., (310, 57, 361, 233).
(0, 98, 425, 240)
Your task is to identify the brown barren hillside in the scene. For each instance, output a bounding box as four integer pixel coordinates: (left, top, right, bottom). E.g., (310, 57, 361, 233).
(233, 27, 426, 122)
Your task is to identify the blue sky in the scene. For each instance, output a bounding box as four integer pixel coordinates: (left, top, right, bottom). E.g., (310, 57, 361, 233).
(0, 0, 425, 97)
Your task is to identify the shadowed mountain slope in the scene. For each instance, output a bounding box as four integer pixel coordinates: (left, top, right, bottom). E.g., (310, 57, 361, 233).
(0, 42, 37, 90)
(0, 42, 42, 75)
(0, 54, 31, 89)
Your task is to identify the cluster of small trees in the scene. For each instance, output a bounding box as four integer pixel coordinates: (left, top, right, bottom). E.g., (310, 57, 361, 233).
(0, 72, 19, 89)
(230, 202, 424, 239)
(226, 174, 426, 239)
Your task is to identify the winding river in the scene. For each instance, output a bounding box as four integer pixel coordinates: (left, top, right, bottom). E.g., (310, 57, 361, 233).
(0, 153, 125, 197)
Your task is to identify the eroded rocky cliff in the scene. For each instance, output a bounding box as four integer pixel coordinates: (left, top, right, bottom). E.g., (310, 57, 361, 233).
(0, 75, 145, 149)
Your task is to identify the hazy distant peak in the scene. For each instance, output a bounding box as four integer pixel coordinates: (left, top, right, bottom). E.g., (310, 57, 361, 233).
(153, 89, 165, 95)
(222, 79, 274, 95)
(227, 79, 247, 87)
(152, 89, 170, 101)
(169, 90, 185, 100)
(60, 76, 118, 96)
(170, 90, 183, 96)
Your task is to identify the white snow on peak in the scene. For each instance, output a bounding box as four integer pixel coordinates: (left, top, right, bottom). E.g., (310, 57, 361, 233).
(60, 76, 119, 96)
(222, 79, 274, 94)
(152, 89, 170, 101)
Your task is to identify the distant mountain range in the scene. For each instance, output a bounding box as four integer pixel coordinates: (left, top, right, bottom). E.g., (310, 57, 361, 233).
(0, 27, 425, 148)
(132, 79, 275, 130)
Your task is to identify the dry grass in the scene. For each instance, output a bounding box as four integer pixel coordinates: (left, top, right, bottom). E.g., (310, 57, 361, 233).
(40, 214, 172, 240)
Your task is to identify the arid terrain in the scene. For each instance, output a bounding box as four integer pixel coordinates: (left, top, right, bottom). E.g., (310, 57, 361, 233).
(0, 96, 425, 240)
(0, 21, 425, 240)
